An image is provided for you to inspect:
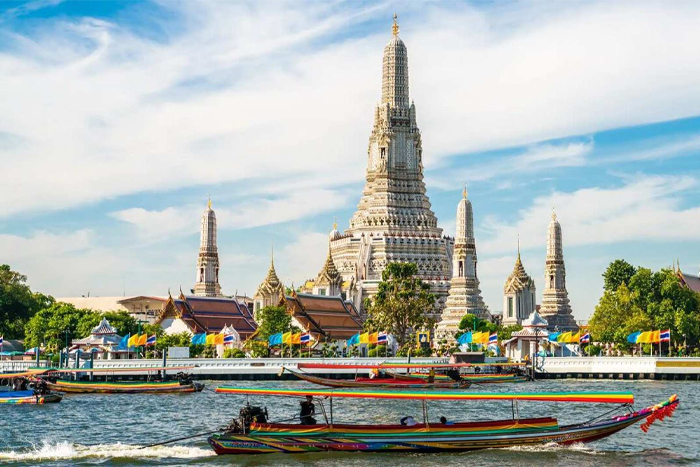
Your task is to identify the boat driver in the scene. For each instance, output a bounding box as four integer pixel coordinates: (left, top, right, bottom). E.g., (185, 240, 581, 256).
(299, 395, 316, 425)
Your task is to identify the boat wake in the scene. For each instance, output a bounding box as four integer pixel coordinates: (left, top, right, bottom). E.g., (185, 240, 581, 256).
(0, 440, 211, 462)
(501, 442, 602, 454)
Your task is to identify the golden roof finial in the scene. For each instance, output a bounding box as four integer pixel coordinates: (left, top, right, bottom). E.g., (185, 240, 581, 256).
(207, 194, 212, 209)
(551, 207, 557, 221)
(392, 13, 399, 36)
(462, 184, 467, 199)
(517, 234, 520, 259)
(333, 216, 338, 230)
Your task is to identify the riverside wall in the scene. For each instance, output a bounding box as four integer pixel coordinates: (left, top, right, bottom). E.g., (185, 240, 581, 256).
(537, 357, 700, 380)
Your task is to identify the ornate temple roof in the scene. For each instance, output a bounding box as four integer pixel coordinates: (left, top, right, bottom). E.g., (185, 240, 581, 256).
(522, 311, 548, 328)
(281, 293, 363, 340)
(91, 317, 118, 335)
(677, 264, 700, 294)
(255, 250, 284, 297)
(315, 246, 341, 287)
(382, 14, 409, 109)
(156, 293, 258, 338)
(329, 221, 343, 241)
(504, 249, 534, 293)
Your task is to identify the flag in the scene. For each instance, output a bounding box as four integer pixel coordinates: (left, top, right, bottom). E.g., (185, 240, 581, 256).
(206, 334, 216, 346)
(268, 332, 283, 346)
(377, 332, 387, 344)
(146, 335, 156, 346)
(472, 332, 488, 345)
(224, 334, 235, 345)
(128, 334, 139, 347)
(301, 333, 310, 344)
(0, 336, 3, 348)
(347, 333, 360, 346)
(548, 332, 560, 342)
(359, 333, 369, 344)
(569, 332, 581, 344)
(457, 331, 472, 344)
(557, 332, 572, 343)
(650, 330, 660, 344)
(636, 331, 652, 344)
(192, 333, 207, 345)
(118, 334, 129, 350)
(191, 333, 201, 345)
(627, 331, 641, 344)
(660, 330, 671, 343)
(137, 334, 147, 346)
(488, 333, 498, 344)
(291, 332, 302, 344)
(282, 332, 292, 345)
(580, 333, 590, 344)
(214, 333, 224, 345)
(369, 332, 378, 344)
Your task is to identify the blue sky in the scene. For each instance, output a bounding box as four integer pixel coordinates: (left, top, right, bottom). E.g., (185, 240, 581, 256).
(1, 0, 699, 320)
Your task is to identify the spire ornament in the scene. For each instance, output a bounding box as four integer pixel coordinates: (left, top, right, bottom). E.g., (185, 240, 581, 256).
(392, 13, 399, 36)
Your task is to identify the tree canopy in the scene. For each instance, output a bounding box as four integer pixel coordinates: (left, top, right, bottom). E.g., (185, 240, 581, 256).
(590, 261, 700, 351)
(363, 262, 435, 347)
(255, 305, 292, 340)
(0, 264, 53, 338)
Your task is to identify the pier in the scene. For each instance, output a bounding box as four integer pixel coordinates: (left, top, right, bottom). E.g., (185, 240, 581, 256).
(537, 356, 700, 380)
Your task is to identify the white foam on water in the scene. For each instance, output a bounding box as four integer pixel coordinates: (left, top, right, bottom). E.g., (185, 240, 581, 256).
(501, 442, 603, 455)
(0, 440, 211, 462)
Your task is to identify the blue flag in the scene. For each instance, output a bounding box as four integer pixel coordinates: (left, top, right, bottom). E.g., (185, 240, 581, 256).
(457, 332, 472, 345)
(347, 333, 360, 346)
(548, 332, 560, 342)
(268, 332, 283, 346)
(627, 331, 641, 344)
(117, 334, 129, 350)
(191, 333, 206, 345)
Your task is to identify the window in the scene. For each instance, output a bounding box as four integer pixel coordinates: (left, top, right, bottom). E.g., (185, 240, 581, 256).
(507, 297, 513, 318)
(318, 288, 327, 296)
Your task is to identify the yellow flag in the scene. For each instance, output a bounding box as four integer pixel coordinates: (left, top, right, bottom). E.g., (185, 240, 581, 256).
(569, 332, 580, 344)
(636, 331, 651, 344)
(282, 332, 292, 344)
(369, 332, 378, 344)
(359, 332, 369, 344)
(206, 334, 215, 346)
(292, 332, 301, 344)
(137, 334, 147, 346)
(557, 332, 571, 343)
(127, 334, 138, 347)
(214, 333, 224, 345)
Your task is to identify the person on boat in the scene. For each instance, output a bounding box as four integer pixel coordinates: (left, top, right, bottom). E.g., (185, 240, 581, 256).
(400, 416, 417, 426)
(427, 368, 435, 383)
(299, 395, 316, 425)
(439, 416, 455, 425)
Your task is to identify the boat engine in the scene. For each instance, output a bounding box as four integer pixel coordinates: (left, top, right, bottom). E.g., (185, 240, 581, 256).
(176, 372, 193, 385)
(226, 404, 268, 434)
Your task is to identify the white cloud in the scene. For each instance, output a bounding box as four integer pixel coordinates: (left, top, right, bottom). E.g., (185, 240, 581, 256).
(2, 2, 700, 217)
(480, 174, 700, 256)
(277, 231, 329, 287)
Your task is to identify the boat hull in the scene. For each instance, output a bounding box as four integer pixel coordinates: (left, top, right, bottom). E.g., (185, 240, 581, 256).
(0, 390, 62, 404)
(208, 396, 679, 456)
(46, 380, 204, 394)
(287, 369, 469, 389)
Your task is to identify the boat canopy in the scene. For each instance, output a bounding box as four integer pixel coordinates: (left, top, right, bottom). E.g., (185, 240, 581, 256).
(215, 386, 634, 404)
(0, 369, 47, 379)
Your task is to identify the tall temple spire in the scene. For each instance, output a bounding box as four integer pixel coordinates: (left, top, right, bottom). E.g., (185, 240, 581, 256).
(193, 198, 221, 297)
(330, 16, 452, 320)
(539, 211, 577, 331)
(436, 189, 489, 338)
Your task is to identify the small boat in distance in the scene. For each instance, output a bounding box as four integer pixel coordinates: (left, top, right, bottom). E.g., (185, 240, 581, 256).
(209, 387, 679, 456)
(0, 390, 62, 404)
(40, 367, 204, 394)
(0, 373, 62, 404)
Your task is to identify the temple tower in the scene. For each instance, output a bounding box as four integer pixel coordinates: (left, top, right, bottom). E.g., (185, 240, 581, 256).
(539, 211, 578, 331)
(502, 242, 536, 326)
(330, 15, 453, 320)
(253, 247, 285, 313)
(193, 198, 221, 297)
(436, 187, 489, 339)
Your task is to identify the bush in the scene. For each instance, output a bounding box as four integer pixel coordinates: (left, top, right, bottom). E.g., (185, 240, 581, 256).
(368, 345, 387, 357)
(223, 348, 246, 358)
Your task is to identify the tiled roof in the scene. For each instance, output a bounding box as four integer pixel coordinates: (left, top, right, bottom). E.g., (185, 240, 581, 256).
(283, 293, 363, 340)
(679, 272, 700, 294)
(91, 318, 118, 335)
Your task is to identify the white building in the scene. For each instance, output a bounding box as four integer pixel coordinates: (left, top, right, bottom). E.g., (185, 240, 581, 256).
(502, 246, 536, 326)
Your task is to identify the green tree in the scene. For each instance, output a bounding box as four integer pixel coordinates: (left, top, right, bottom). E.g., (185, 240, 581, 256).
(363, 263, 435, 347)
(255, 305, 292, 340)
(602, 260, 636, 292)
(24, 302, 94, 350)
(0, 265, 53, 338)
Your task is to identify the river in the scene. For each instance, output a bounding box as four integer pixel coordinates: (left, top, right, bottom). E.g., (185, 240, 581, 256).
(0, 379, 696, 466)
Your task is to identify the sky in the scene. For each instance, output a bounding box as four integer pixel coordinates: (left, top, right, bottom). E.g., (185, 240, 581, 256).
(1, 0, 699, 321)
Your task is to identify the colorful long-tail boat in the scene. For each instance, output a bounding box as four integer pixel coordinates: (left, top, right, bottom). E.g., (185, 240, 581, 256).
(0, 372, 62, 404)
(45, 379, 203, 394)
(282, 367, 471, 389)
(0, 390, 62, 404)
(208, 386, 678, 455)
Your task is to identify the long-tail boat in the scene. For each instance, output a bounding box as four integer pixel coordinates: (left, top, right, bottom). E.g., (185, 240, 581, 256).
(208, 386, 678, 455)
(0, 372, 62, 404)
(282, 367, 471, 389)
(296, 362, 529, 385)
(42, 366, 204, 394)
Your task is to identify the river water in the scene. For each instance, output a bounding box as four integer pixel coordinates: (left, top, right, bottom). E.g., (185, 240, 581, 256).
(0, 379, 696, 466)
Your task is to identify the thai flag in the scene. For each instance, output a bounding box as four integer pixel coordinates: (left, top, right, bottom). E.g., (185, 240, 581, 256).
(660, 330, 671, 343)
(146, 335, 157, 346)
(0, 336, 3, 347)
(377, 332, 388, 344)
(300, 333, 310, 344)
(488, 333, 498, 344)
(224, 334, 235, 344)
(580, 333, 590, 344)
